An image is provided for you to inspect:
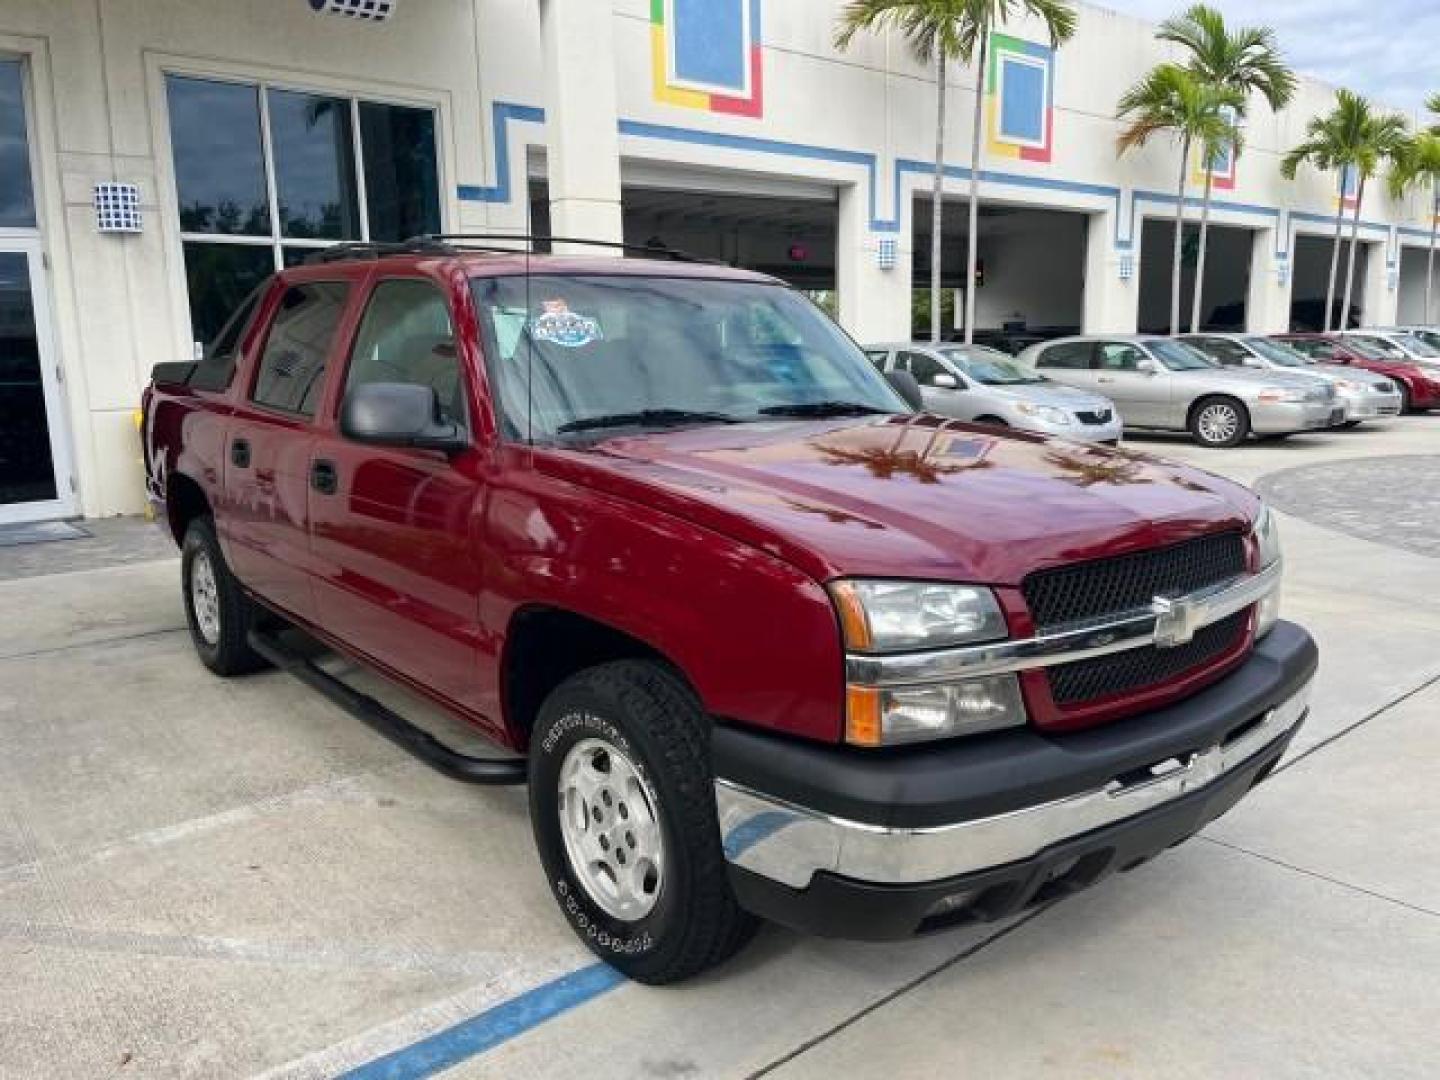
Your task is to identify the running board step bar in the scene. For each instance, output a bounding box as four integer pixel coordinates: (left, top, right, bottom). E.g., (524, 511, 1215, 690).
(247, 629, 527, 786)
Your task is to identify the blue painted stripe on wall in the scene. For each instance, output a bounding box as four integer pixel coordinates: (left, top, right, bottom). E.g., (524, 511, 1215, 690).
(457, 100, 1430, 260)
(341, 963, 625, 1079)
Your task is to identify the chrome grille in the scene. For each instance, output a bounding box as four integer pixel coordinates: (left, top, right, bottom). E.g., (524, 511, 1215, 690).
(1022, 532, 1247, 632)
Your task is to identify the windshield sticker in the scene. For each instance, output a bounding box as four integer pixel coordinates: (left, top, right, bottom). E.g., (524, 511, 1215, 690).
(531, 300, 603, 348)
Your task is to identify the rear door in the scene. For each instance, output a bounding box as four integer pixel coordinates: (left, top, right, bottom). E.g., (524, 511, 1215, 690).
(222, 279, 353, 623)
(307, 275, 488, 714)
(1094, 341, 1171, 427)
(1031, 341, 1098, 393)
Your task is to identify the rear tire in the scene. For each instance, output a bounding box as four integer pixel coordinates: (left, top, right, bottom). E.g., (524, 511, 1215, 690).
(181, 518, 267, 677)
(529, 661, 757, 985)
(1188, 396, 1249, 448)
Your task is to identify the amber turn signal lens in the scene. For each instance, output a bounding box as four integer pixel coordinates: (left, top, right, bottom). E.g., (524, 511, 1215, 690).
(830, 581, 872, 651)
(845, 685, 883, 747)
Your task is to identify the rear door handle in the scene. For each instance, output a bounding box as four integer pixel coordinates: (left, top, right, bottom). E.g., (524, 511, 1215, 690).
(310, 458, 339, 496)
(231, 438, 251, 468)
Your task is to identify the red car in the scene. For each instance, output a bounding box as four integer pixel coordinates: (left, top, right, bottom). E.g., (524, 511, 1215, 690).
(142, 239, 1316, 983)
(1274, 332, 1440, 412)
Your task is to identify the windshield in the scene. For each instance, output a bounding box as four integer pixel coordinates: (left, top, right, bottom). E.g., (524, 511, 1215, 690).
(1244, 337, 1308, 367)
(939, 346, 1042, 385)
(471, 275, 904, 439)
(1347, 334, 1408, 360)
(1148, 339, 1216, 371)
(1394, 332, 1440, 357)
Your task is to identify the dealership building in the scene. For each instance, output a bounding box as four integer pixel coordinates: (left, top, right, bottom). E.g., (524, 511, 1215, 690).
(0, 0, 1435, 524)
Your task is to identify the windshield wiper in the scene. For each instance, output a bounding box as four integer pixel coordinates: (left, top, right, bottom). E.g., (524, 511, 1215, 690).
(758, 401, 890, 418)
(556, 409, 742, 434)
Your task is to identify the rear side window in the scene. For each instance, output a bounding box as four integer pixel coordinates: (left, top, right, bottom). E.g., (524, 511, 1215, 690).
(1188, 337, 1248, 366)
(190, 288, 262, 392)
(251, 282, 350, 416)
(1283, 338, 1329, 359)
(343, 279, 466, 429)
(1037, 342, 1092, 370)
(1097, 342, 1148, 371)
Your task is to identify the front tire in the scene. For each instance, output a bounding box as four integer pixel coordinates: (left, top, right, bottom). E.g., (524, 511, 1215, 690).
(181, 518, 266, 676)
(1189, 396, 1250, 448)
(529, 661, 757, 984)
(1340, 419, 1362, 430)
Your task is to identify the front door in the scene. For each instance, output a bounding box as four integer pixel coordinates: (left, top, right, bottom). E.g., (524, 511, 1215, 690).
(1094, 341, 1171, 428)
(0, 241, 75, 524)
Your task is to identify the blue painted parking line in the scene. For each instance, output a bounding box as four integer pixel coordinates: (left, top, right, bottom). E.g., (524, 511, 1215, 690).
(341, 963, 626, 1079)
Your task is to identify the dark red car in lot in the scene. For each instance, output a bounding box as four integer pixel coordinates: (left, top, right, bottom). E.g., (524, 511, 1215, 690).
(1274, 332, 1440, 412)
(142, 238, 1316, 983)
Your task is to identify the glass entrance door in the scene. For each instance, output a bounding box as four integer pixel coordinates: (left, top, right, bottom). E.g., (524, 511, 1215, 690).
(0, 242, 74, 523)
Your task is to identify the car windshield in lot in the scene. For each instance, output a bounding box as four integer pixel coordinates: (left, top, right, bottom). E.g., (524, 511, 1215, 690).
(472, 274, 903, 439)
(1244, 337, 1309, 367)
(939, 346, 1043, 385)
(1394, 332, 1440, 357)
(1147, 339, 1216, 371)
(1348, 334, 1411, 360)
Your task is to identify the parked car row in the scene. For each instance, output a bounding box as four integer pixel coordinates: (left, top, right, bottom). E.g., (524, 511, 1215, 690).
(869, 330, 1440, 448)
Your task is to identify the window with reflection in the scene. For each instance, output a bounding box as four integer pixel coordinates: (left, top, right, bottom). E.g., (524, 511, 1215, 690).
(0, 59, 36, 229)
(166, 74, 440, 345)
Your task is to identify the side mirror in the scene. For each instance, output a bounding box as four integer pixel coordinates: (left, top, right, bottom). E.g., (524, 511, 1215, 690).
(340, 382, 468, 454)
(885, 369, 925, 411)
(1136, 357, 1159, 375)
(932, 373, 959, 389)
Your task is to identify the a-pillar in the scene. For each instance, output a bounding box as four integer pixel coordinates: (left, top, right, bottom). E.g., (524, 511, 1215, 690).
(836, 182, 913, 342)
(1082, 210, 1139, 333)
(1246, 227, 1292, 332)
(538, 0, 624, 253)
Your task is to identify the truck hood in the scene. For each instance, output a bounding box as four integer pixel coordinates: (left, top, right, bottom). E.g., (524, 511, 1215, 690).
(541, 416, 1258, 586)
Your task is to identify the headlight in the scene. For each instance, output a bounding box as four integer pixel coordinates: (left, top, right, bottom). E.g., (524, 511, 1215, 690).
(1256, 387, 1309, 403)
(829, 580, 1007, 654)
(846, 676, 1027, 746)
(1253, 505, 1283, 638)
(1015, 402, 1071, 425)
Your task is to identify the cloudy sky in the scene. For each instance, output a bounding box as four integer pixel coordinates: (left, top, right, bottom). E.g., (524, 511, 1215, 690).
(1101, 0, 1437, 116)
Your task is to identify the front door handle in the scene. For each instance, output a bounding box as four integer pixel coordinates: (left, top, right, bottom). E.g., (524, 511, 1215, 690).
(310, 459, 339, 496)
(231, 438, 251, 468)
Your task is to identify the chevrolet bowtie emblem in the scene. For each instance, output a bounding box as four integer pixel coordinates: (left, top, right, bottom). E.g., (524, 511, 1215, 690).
(1152, 595, 1203, 648)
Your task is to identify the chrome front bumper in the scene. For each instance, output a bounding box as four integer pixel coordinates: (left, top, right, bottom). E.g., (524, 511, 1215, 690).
(717, 677, 1310, 890)
(1340, 391, 1403, 420)
(1250, 399, 1338, 433)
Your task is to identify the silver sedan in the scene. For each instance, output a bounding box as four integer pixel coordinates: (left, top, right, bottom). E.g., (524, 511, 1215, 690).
(1179, 333, 1401, 425)
(1015, 335, 1342, 448)
(864, 342, 1124, 444)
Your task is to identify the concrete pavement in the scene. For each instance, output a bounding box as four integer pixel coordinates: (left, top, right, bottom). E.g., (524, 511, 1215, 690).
(0, 418, 1436, 1078)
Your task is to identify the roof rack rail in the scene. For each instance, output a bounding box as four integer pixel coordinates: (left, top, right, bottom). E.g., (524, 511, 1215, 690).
(303, 239, 452, 265)
(408, 233, 725, 265)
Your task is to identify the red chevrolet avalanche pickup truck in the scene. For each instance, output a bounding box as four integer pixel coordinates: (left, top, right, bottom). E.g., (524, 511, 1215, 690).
(142, 239, 1317, 984)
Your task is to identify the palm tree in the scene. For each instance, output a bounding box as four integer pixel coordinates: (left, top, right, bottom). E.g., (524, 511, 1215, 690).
(1389, 131, 1440, 324)
(1157, 5, 1295, 332)
(834, 0, 1076, 346)
(1116, 64, 1243, 336)
(1282, 90, 1408, 331)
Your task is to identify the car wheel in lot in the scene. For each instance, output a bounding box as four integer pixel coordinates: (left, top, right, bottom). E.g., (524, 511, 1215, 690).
(1397, 384, 1412, 414)
(974, 415, 1009, 427)
(1340, 420, 1362, 430)
(181, 518, 267, 676)
(1189, 396, 1249, 448)
(529, 660, 757, 984)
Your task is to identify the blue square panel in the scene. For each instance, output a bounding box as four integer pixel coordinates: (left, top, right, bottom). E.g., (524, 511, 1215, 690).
(672, 0, 747, 93)
(999, 57, 1046, 144)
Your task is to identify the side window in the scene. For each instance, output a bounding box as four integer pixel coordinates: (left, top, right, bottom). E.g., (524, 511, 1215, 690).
(191, 287, 262, 392)
(1097, 343, 1147, 371)
(900, 350, 948, 386)
(251, 281, 350, 416)
(343, 280, 465, 428)
(1292, 339, 1330, 360)
(863, 349, 891, 372)
(1193, 338, 1247, 366)
(1037, 342, 1092, 370)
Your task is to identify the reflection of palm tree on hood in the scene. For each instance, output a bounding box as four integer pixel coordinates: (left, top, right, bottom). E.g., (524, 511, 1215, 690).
(816, 417, 992, 484)
(1041, 447, 1152, 489)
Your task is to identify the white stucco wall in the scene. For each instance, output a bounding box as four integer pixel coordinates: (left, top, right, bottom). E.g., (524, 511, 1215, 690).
(0, 0, 1434, 519)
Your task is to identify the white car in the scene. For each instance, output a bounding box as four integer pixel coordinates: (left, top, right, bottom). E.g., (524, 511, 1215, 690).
(864, 342, 1124, 444)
